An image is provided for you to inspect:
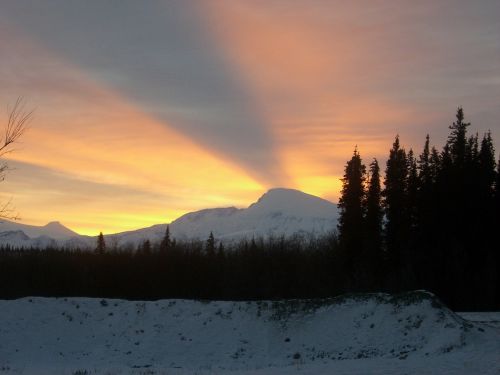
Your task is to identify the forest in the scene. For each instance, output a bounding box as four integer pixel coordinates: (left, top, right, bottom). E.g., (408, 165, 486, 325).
(0, 108, 498, 311)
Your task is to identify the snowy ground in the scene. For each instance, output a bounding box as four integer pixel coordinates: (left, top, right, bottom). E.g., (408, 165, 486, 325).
(0, 292, 498, 374)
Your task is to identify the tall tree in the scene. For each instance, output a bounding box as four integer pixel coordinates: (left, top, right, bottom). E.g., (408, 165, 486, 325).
(495, 156, 500, 307)
(160, 225, 172, 253)
(96, 232, 106, 254)
(478, 131, 496, 198)
(383, 135, 408, 280)
(475, 132, 497, 306)
(338, 148, 366, 248)
(436, 108, 473, 307)
(206, 231, 216, 256)
(418, 136, 432, 186)
(447, 107, 470, 166)
(416, 137, 439, 288)
(363, 158, 383, 285)
(407, 149, 419, 231)
(365, 158, 382, 243)
(337, 148, 366, 286)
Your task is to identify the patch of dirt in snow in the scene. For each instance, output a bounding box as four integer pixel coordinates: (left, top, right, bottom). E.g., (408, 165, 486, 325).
(0, 291, 498, 374)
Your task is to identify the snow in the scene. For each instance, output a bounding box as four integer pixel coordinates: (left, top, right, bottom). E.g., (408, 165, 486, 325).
(0, 188, 339, 249)
(0, 291, 498, 374)
(165, 188, 338, 241)
(457, 312, 500, 329)
(0, 220, 78, 240)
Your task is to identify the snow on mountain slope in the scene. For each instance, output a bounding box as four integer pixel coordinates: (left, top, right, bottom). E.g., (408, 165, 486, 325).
(0, 188, 338, 248)
(0, 220, 79, 240)
(0, 220, 90, 248)
(173, 188, 338, 239)
(110, 188, 339, 246)
(0, 291, 498, 374)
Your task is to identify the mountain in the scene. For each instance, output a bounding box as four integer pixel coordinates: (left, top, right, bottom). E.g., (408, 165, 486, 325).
(0, 220, 88, 248)
(0, 220, 79, 240)
(108, 188, 338, 247)
(0, 188, 339, 248)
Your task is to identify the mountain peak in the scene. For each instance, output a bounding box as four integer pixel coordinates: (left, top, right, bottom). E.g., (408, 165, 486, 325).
(249, 188, 335, 216)
(259, 188, 316, 201)
(44, 221, 63, 228)
(42, 221, 78, 238)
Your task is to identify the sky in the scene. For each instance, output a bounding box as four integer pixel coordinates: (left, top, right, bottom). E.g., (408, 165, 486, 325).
(0, 0, 499, 235)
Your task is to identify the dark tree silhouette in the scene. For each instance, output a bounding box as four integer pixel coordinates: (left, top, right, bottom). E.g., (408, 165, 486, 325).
(383, 135, 408, 283)
(206, 231, 216, 256)
(0, 107, 498, 311)
(447, 107, 470, 166)
(96, 232, 106, 254)
(406, 149, 419, 232)
(363, 158, 383, 286)
(160, 225, 172, 253)
(337, 148, 366, 286)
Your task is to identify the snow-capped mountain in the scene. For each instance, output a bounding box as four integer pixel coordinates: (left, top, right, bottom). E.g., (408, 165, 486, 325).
(0, 188, 339, 249)
(107, 188, 338, 247)
(0, 220, 79, 240)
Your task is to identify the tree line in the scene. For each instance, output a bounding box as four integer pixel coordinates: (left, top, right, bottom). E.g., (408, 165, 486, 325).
(0, 108, 498, 310)
(337, 107, 499, 309)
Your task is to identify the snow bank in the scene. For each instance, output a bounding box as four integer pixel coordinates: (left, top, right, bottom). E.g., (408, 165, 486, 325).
(0, 291, 498, 374)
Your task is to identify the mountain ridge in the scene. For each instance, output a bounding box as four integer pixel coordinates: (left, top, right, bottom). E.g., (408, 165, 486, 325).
(0, 188, 339, 248)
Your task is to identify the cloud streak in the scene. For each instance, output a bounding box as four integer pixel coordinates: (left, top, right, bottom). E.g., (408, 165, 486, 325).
(0, 0, 288, 186)
(0, 0, 499, 231)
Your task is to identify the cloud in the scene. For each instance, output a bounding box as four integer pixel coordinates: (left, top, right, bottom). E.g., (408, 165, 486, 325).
(0, 0, 288, 186)
(0, 0, 499, 230)
(199, 1, 500, 199)
(0, 159, 262, 235)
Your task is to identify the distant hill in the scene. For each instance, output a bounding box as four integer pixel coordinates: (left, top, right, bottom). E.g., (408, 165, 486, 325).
(0, 220, 79, 240)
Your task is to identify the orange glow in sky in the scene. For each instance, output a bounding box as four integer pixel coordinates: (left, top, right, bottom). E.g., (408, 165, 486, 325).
(0, 1, 499, 234)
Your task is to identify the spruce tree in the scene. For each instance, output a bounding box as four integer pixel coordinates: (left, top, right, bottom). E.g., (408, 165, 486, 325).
(160, 225, 172, 253)
(364, 158, 383, 285)
(429, 146, 441, 184)
(416, 137, 439, 287)
(96, 232, 106, 255)
(417, 137, 436, 231)
(206, 231, 216, 256)
(437, 108, 473, 307)
(365, 158, 382, 242)
(478, 131, 496, 197)
(383, 135, 409, 279)
(495, 156, 500, 307)
(338, 148, 366, 248)
(495, 155, 500, 212)
(447, 107, 470, 166)
(418, 135, 432, 187)
(475, 132, 497, 306)
(337, 148, 366, 286)
(407, 149, 419, 230)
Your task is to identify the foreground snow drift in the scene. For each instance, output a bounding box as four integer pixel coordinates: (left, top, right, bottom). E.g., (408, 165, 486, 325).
(0, 291, 498, 374)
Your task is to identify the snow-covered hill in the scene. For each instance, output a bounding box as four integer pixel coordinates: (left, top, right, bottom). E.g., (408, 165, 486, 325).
(0, 188, 339, 248)
(0, 291, 498, 374)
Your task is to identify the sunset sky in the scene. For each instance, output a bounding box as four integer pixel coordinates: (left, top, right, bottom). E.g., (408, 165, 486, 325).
(0, 1, 499, 235)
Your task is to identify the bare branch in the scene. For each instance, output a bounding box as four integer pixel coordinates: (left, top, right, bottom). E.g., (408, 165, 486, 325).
(0, 97, 33, 157)
(0, 197, 19, 221)
(0, 97, 33, 220)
